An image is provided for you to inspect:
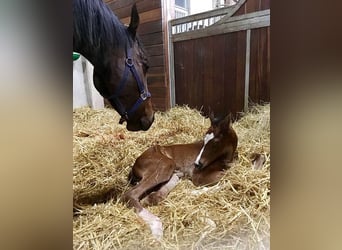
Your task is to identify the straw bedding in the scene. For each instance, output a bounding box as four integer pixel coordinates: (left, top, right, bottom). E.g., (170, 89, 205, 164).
(73, 104, 270, 249)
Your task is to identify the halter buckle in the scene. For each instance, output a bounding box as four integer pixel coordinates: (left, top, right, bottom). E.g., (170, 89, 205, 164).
(140, 91, 149, 101)
(125, 58, 133, 67)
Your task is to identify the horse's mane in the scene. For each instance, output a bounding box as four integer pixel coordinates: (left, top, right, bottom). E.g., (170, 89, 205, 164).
(73, 0, 128, 53)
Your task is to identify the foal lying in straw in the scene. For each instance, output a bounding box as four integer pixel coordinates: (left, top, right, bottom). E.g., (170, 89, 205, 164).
(122, 114, 238, 239)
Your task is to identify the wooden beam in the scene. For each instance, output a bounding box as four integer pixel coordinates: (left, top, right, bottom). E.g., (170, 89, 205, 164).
(170, 0, 247, 26)
(172, 10, 269, 42)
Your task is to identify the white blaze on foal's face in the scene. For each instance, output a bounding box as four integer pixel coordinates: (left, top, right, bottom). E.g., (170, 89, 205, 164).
(195, 132, 214, 165)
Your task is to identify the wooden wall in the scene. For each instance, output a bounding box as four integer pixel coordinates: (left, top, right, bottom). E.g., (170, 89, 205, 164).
(172, 0, 270, 118)
(104, 0, 170, 111)
(233, 0, 270, 105)
(174, 31, 247, 118)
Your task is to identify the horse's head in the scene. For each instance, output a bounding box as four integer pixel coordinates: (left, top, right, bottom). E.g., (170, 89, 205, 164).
(194, 113, 238, 170)
(92, 4, 154, 131)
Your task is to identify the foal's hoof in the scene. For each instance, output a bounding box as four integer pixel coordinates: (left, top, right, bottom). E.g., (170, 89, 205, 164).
(138, 208, 164, 240)
(251, 153, 266, 170)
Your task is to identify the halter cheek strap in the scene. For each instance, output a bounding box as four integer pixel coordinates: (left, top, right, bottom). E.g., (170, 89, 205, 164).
(107, 47, 151, 124)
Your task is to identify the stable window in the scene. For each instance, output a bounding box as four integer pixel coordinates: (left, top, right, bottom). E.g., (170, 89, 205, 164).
(175, 0, 189, 9)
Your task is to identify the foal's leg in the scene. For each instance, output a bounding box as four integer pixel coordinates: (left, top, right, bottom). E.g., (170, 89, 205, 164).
(142, 172, 184, 206)
(122, 168, 173, 211)
(192, 163, 226, 186)
(122, 159, 175, 240)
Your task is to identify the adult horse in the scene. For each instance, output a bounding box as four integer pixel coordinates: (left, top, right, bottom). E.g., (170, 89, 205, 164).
(73, 0, 154, 131)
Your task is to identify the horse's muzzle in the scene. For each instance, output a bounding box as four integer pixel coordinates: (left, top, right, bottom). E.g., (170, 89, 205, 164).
(140, 113, 155, 131)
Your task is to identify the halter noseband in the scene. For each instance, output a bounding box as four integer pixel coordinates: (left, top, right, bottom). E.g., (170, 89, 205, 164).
(107, 46, 151, 124)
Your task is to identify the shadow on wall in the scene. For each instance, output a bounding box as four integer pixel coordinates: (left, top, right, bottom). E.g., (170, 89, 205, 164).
(73, 55, 104, 109)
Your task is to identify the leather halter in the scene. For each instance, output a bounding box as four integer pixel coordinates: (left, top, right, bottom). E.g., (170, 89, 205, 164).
(107, 46, 151, 124)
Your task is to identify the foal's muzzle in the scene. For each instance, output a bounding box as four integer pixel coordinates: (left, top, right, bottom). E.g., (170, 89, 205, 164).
(195, 161, 204, 170)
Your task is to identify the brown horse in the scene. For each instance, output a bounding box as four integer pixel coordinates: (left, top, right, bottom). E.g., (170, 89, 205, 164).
(122, 114, 238, 239)
(73, 0, 154, 131)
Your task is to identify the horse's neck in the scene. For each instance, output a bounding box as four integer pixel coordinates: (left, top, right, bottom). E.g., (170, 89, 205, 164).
(73, 43, 103, 67)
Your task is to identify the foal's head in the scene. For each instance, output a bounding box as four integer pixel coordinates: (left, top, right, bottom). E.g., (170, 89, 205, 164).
(194, 114, 238, 170)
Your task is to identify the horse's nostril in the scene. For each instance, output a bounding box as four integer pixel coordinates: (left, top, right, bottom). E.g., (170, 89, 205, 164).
(140, 114, 154, 131)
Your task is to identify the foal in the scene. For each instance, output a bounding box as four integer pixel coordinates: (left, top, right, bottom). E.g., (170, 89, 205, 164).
(122, 114, 238, 239)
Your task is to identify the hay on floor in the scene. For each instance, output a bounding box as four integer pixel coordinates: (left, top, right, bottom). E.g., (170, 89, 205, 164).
(73, 104, 270, 249)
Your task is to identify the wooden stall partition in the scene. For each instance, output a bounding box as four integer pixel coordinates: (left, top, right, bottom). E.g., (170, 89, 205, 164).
(169, 0, 270, 118)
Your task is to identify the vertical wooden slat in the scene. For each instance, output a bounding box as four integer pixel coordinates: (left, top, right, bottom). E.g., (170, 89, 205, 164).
(244, 29, 251, 111)
(235, 30, 247, 114)
(168, 19, 176, 107)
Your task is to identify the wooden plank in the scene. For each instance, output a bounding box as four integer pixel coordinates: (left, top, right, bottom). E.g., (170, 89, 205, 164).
(202, 36, 214, 115)
(174, 40, 195, 107)
(147, 66, 165, 75)
(110, 0, 161, 19)
(211, 34, 226, 116)
(138, 20, 162, 35)
(148, 55, 165, 67)
(140, 32, 164, 46)
(172, 12, 270, 42)
(120, 8, 161, 25)
(168, 19, 176, 107)
(106, 0, 140, 10)
(215, 9, 269, 25)
(261, 0, 271, 10)
(245, 0, 261, 14)
(145, 44, 164, 56)
(248, 27, 270, 104)
(149, 86, 167, 96)
(147, 75, 165, 85)
(235, 30, 247, 115)
(223, 33, 238, 117)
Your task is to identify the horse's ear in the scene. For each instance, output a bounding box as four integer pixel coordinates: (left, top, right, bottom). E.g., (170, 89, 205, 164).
(128, 3, 139, 39)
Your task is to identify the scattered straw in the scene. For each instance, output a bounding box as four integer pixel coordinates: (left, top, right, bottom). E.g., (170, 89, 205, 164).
(73, 104, 270, 249)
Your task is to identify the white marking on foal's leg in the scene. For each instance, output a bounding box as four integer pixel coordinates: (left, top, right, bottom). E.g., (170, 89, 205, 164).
(191, 184, 220, 196)
(138, 208, 163, 240)
(195, 132, 214, 165)
(157, 173, 180, 197)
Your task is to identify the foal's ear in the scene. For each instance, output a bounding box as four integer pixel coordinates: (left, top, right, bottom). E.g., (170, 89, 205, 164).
(221, 113, 232, 130)
(209, 110, 215, 124)
(128, 3, 139, 39)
